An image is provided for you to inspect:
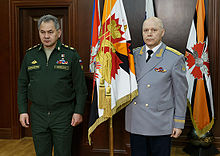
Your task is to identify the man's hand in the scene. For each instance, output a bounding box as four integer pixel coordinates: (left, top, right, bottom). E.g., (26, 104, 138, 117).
(171, 128, 182, 138)
(19, 113, 29, 128)
(71, 113, 83, 127)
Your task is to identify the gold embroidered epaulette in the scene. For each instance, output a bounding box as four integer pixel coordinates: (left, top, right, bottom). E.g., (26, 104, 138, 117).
(26, 44, 40, 51)
(133, 46, 142, 51)
(166, 46, 182, 56)
(133, 46, 143, 55)
(70, 47, 74, 50)
(62, 44, 75, 51)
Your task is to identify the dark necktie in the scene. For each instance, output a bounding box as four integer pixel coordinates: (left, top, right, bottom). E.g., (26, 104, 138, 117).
(146, 50, 153, 63)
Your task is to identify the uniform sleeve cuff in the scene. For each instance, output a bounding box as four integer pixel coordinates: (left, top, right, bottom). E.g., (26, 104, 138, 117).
(174, 118, 185, 129)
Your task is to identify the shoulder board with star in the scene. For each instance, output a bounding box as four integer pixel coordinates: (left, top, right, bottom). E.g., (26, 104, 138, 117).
(62, 44, 75, 51)
(26, 44, 40, 52)
(166, 46, 182, 56)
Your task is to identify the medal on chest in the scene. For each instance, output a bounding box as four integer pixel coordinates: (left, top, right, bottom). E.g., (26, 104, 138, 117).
(56, 54, 68, 64)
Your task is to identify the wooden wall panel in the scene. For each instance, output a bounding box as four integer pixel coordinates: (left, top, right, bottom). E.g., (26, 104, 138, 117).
(154, 0, 197, 53)
(77, 0, 93, 72)
(209, 0, 220, 147)
(0, 0, 12, 138)
(123, 0, 197, 54)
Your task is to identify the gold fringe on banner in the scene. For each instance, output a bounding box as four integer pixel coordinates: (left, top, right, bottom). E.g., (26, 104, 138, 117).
(88, 89, 138, 145)
(103, 86, 112, 118)
(99, 77, 105, 109)
(187, 100, 214, 137)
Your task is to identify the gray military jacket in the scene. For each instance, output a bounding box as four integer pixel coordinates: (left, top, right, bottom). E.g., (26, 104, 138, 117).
(125, 43, 188, 136)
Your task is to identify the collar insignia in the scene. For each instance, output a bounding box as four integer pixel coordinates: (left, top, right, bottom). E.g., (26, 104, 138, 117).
(79, 59, 83, 70)
(182, 65, 186, 71)
(156, 49, 163, 57)
(139, 46, 144, 55)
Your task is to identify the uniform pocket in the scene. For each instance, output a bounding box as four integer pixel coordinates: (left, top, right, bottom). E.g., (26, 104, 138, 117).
(27, 65, 40, 71)
(28, 80, 40, 102)
(157, 100, 174, 111)
(53, 65, 71, 80)
(28, 65, 41, 79)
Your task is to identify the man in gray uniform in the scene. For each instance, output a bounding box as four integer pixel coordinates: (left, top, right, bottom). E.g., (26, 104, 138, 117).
(125, 17, 188, 156)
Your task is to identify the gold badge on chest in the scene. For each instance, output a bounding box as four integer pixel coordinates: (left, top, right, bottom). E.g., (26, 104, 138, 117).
(31, 60, 37, 64)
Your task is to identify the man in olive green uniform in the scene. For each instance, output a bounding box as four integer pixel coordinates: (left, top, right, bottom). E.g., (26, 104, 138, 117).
(17, 14, 88, 156)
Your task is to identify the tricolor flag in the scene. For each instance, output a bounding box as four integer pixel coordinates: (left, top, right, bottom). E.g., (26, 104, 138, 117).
(89, 0, 101, 73)
(185, 0, 214, 137)
(88, 0, 138, 144)
(145, 0, 155, 19)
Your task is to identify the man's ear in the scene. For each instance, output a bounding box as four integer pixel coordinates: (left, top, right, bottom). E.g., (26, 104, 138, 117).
(161, 29, 165, 37)
(58, 29, 62, 38)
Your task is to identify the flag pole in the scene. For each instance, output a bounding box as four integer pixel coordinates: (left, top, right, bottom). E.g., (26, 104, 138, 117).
(109, 117, 114, 156)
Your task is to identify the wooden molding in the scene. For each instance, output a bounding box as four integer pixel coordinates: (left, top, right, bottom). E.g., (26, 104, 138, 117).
(214, 137, 220, 149)
(208, 0, 220, 121)
(0, 128, 12, 139)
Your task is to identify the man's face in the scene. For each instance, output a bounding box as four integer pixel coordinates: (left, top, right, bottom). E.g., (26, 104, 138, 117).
(142, 19, 165, 49)
(39, 20, 61, 49)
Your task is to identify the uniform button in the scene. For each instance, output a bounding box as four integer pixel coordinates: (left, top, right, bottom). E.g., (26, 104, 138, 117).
(134, 102, 137, 105)
(147, 84, 151, 88)
(48, 112, 51, 115)
(145, 104, 149, 107)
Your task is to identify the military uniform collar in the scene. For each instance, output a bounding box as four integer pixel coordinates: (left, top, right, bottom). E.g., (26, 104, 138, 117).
(155, 42, 166, 58)
(145, 42, 162, 55)
(38, 39, 62, 52)
(38, 44, 43, 51)
(55, 40, 62, 52)
(137, 43, 166, 81)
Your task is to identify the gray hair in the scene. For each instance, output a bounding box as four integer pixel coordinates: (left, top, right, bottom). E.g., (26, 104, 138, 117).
(143, 17, 164, 29)
(38, 14, 60, 30)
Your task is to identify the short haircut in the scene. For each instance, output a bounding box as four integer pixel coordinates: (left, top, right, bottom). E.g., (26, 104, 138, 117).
(143, 17, 164, 29)
(38, 14, 60, 30)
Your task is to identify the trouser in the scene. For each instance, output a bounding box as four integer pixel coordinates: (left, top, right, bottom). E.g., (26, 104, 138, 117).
(130, 133, 171, 156)
(30, 104, 73, 156)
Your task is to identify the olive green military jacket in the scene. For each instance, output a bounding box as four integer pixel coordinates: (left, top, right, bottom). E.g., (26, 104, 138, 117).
(17, 40, 88, 114)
